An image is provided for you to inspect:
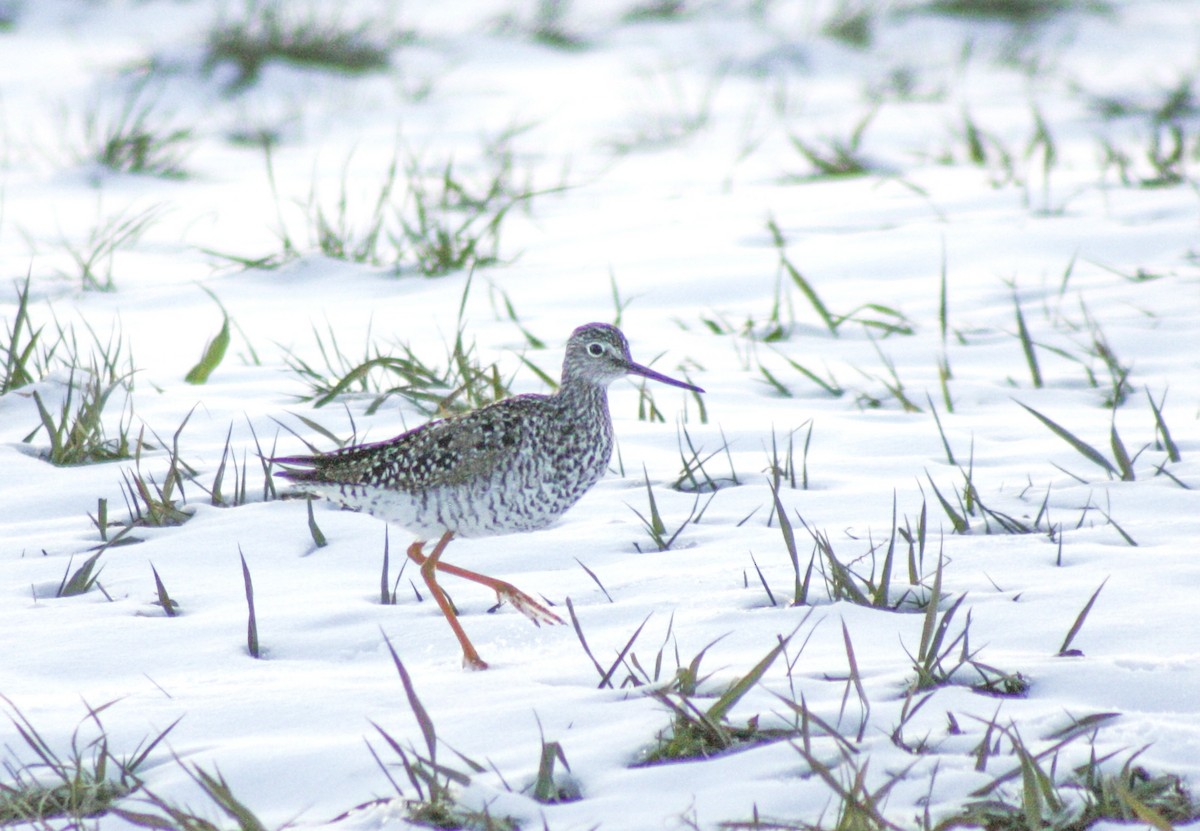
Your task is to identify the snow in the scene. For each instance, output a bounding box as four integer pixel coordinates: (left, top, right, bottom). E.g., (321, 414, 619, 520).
(1, 1, 1198, 829)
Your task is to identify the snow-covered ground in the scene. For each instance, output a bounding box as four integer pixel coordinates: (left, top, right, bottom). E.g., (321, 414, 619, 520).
(2, 1, 1198, 828)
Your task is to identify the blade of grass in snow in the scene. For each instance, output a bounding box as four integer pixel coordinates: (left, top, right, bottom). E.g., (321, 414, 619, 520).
(1016, 401, 1119, 479)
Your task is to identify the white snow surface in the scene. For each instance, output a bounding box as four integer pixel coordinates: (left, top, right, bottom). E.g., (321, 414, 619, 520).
(1, 1, 1199, 829)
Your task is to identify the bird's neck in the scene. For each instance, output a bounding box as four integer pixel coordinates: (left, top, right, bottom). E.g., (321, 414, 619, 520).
(556, 376, 610, 416)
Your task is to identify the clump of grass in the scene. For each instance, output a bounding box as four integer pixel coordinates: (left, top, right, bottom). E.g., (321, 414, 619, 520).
(282, 320, 512, 418)
(205, 1, 403, 91)
(78, 81, 191, 178)
(918, 0, 1109, 23)
(528, 719, 580, 805)
(786, 109, 879, 180)
(241, 143, 544, 278)
(531, 0, 586, 50)
(26, 350, 135, 466)
(53, 551, 107, 599)
(622, 0, 686, 22)
(0, 697, 177, 826)
(1016, 402, 1138, 482)
(1, 274, 55, 395)
(672, 422, 738, 492)
(779, 496, 923, 611)
(607, 67, 721, 153)
(399, 154, 516, 277)
(949, 715, 1197, 830)
(821, 1, 874, 48)
(114, 762, 270, 831)
(57, 202, 164, 292)
(120, 412, 198, 528)
(636, 631, 798, 765)
(765, 218, 914, 339)
(368, 638, 517, 830)
(923, 449, 1058, 536)
(628, 468, 711, 552)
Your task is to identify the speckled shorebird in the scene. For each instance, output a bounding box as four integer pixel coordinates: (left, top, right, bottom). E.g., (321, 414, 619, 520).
(273, 322, 704, 670)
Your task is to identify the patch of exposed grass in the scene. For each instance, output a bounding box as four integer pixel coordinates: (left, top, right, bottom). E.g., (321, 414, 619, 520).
(118, 410, 198, 528)
(946, 715, 1197, 830)
(917, 0, 1110, 23)
(672, 421, 738, 492)
(205, 1, 404, 91)
(367, 638, 517, 830)
(608, 66, 721, 153)
(24, 330, 135, 466)
(629, 467, 711, 551)
(1, 274, 54, 395)
(57, 202, 164, 292)
(821, 1, 875, 48)
(77, 81, 191, 179)
(785, 110, 879, 180)
(228, 141, 548, 278)
(0, 697, 177, 826)
(636, 631, 799, 765)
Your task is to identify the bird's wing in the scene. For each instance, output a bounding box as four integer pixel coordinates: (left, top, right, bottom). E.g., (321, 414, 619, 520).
(274, 396, 542, 491)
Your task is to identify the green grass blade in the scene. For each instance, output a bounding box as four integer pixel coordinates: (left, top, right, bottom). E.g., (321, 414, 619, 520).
(383, 635, 437, 764)
(1058, 578, 1107, 656)
(1012, 292, 1042, 388)
(1016, 401, 1118, 478)
(184, 315, 230, 384)
(240, 548, 259, 658)
(1146, 387, 1181, 462)
(782, 257, 838, 336)
(1109, 419, 1135, 481)
(706, 628, 794, 723)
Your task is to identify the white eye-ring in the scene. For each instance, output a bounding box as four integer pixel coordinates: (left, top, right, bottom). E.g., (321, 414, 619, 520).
(586, 342, 605, 357)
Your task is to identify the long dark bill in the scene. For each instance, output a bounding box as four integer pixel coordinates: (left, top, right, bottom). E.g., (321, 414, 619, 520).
(626, 361, 704, 393)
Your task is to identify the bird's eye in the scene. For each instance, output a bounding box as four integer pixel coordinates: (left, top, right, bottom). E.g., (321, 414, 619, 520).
(586, 342, 605, 357)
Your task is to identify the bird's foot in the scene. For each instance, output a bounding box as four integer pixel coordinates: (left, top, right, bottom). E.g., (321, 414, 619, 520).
(463, 652, 489, 671)
(493, 583, 564, 627)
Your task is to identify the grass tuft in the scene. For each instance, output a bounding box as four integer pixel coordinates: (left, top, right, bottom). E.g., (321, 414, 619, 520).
(1, 273, 52, 395)
(28, 358, 135, 467)
(205, 1, 402, 91)
(629, 468, 709, 551)
(58, 203, 164, 293)
(637, 630, 799, 765)
(0, 697, 177, 825)
(368, 637, 517, 829)
(78, 81, 192, 178)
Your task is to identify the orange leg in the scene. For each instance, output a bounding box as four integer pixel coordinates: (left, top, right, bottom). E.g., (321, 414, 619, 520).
(406, 531, 566, 670)
(408, 531, 488, 670)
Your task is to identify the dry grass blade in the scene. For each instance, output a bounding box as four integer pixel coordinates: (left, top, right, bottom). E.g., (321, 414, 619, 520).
(574, 558, 613, 602)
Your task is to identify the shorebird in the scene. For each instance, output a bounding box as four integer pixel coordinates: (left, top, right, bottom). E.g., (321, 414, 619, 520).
(273, 322, 704, 669)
